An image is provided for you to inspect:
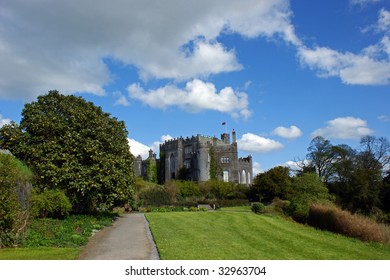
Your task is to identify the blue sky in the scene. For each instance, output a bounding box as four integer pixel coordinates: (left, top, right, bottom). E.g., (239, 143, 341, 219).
(1, 0, 389, 174)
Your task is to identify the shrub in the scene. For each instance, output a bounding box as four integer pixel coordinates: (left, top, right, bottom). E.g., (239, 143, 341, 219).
(138, 185, 170, 206)
(272, 198, 290, 212)
(286, 173, 332, 223)
(22, 214, 115, 247)
(30, 189, 72, 219)
(0, 154, 33, 247)
(308, 203, 389, 244)
(251, 202, 265, 213)
(176, 180, 201, 198)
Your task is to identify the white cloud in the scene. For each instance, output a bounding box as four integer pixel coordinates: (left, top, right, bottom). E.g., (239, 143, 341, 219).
(2, 0, 388, 102)
(298, 45, 390, 85)
(113, 91, 130, 106)
(128, 134, 173, 159)
(127, 79, 252, 120)
(350, 0, 382, 6)
(128, 138, 150, 159)
(0, 0, 294, 100)
(237, 133, 283, 153)
(284, 159, 310, 172)
(378, 115, 390, 122)
(377, 8, 390, 33)
(311, 117, 374, 140)
(272, 125, 302, 139)
(151, 135, 174, 154)
(298, 8, 390, 86)
(0, 114, 11, 127)
(252, 162, 264, 176)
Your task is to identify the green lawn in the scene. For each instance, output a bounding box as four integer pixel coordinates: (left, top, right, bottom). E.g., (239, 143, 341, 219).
(146, 210, 390, 260)
(0, 247, 80, 260)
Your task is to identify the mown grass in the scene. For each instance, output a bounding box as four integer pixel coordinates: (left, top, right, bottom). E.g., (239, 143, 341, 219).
(146, 211, 390, 260)
(218, 206, 252, 212)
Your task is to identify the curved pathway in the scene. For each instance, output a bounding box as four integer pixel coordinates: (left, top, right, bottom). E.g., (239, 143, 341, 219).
(79, 213, 159, 260)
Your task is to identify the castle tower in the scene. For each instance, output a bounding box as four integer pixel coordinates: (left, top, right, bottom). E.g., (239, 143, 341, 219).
(221, 133, 230, 144)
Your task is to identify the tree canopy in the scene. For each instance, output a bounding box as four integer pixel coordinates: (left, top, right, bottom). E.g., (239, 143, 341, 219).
(303, 135, 390, 214)
(0, 90, 134, 213)
(250, 166, 292, 202)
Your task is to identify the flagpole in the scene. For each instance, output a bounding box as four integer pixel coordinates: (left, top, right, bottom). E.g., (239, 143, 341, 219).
(222, 122, 227, 134)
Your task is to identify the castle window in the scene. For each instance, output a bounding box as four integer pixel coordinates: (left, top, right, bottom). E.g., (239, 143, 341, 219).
(241, 170, 247, 184)
(184, 159, 191, 169)
(185, 145, 192, 155)
(223, 170, 229, 182)
(221, 157, 230, 164)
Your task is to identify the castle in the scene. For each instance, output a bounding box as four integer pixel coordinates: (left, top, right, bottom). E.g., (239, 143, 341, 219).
(134, 130, 253, 185)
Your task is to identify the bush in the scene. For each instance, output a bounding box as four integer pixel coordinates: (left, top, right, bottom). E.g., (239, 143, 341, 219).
(308, 203, 389, 244)
(138, 185, 170, 206)
(251, 202, 265, 213)
(286, 173, 332, 223)
(31, 189, 72, 219)
(22, 214, 116, 247)
(0, 154, 33, 247)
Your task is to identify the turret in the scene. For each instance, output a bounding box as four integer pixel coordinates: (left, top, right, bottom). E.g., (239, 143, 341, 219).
(221, 133, 230, 144)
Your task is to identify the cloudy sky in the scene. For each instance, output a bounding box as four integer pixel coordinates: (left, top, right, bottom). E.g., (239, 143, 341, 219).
(1, 0, 389, 174)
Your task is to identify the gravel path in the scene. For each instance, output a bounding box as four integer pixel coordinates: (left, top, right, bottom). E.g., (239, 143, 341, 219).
(79, 213, 159, 260)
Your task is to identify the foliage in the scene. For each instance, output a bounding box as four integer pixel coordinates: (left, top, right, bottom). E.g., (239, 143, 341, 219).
(139, 185, 170, 206)
(201, 179, 247, 200)
(329, 142, 383, 213)
(209, 147, 222, 180)
(164, 180, 178, 205)
(176, 180, 201, 198)
(0, 154, 33, 247)
(22, 213, 116, 248)
(146, 211, 390, 260)
(30, 189, 72, 219)
(286, 173, 333, 223)
(381, 170, 390, 212)
(0, 91, 134, 213)
(360, 136, 390, 168)
(308, 203, 389, 244)
(300, 136, 390, 215)
(250, 166, 292, 202)
(211, 199, 249, 208)
(251, 202, 265, 213)
(177, 166, 190, 181)
(306, 136, 336, 182)
(0, 247, 80, 260)
(145, 157, 157, 183)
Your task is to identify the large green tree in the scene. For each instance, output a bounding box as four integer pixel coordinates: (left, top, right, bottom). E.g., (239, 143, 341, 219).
(250, 166, 292, 202)
(0, 91, 134, 213)
(306, 136, 336, 183)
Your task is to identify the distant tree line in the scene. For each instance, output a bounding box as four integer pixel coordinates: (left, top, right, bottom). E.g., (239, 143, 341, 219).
(249, 135, 390, 222)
